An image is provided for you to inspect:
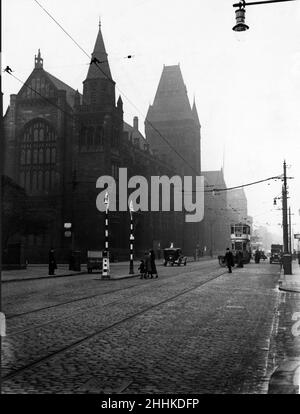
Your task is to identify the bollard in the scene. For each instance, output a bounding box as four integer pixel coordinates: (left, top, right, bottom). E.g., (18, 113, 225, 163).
(102, 256, 110, 280)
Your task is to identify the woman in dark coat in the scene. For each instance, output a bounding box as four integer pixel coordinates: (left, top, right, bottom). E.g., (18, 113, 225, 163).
(48, 248, 57, 275)
(149, 249, 158, 278)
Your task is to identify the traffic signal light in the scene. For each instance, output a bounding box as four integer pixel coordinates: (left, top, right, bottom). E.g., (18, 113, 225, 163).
(64, 222, 72, 238)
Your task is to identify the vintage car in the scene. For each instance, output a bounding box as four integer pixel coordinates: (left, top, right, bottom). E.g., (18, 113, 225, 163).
(163, 248, 187, 266)
(270, 244, 283, 264)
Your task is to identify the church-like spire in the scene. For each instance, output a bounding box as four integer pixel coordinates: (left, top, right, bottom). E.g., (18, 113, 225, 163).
(86, 24, 112, 81)
(34, 49, 43, 69)
(82, 22, 115, 107)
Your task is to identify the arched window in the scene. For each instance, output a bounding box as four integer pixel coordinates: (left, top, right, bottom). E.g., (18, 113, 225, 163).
(95, 126, 103, 147)
(39, 148, 43, 164)
(25, 171, 31, 191)
(33, 149, 38, 164)
(79, 127, 86, 148)
(32, 171, 38, 191)
(45, 171, 50, 190)
(20, 150, 25, 165)
(46, 148, 51, 163)
(87, 127, 94, 147)
(20, 172, 25, 187)
(38, 171, 43, 191)
(26, 149, 31, 164)
(20, 119, 58, 194)
(51, 148, 56, 163)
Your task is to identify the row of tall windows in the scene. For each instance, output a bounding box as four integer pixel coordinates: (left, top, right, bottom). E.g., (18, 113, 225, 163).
(19, 169, 60, 193)
(79, 126, 104, 150)
(19, 119, 58, 193)
(20, 147, 56, 165)
(21, 77, 55, 99)
(22, 121, 56, 142)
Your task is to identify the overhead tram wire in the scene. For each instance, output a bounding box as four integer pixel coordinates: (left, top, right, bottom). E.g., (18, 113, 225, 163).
(32, 0, 201, 177)
(203, 175, 283, 193)
(31, 1, 288, 190)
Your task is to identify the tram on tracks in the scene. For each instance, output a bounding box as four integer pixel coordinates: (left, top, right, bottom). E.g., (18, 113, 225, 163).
(218, 223, 252, 266)
(230, 223, 251, 264)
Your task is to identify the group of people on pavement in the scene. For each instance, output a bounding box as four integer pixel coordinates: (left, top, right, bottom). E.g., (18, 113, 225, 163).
(138, 249, 158, 279)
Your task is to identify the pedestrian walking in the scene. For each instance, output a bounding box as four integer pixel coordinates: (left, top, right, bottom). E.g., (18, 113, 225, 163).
(144, 251, 152, 279)
(224, 248, 234, 273)
(138, 259, 146, 279)
(149, 249, 158, 278)
(48, 247, 57, 275)
(254, 250, 261, 264)
(236, 250, 244, 268)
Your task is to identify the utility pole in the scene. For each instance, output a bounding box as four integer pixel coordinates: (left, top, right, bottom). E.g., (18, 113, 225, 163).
(282, 160, 292, 274)
(0, 0, 5, 393)
(288, 206, 292, 255)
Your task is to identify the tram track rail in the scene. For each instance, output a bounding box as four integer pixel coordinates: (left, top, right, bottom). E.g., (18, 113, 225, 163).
(7, 264, 223, 336)
(2, 268, 228, 382)
(6, 262, 218, 320)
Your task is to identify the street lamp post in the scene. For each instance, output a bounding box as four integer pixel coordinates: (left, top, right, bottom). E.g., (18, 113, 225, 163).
(232, 0, 297, 31)
(282, 161, 292, 275)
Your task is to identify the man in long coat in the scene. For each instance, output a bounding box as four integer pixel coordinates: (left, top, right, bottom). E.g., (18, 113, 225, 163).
(224, 248, 234, 273)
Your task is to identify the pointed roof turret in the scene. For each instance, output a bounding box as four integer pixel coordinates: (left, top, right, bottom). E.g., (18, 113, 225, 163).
(34, 49, 43, 69)
(117, 95, 123, 107)
(192, 97, 201, 127)
(86, 23, 112, 81)
(146, 65, 193, 122)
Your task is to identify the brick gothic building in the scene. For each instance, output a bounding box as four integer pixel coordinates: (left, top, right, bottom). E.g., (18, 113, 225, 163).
(3, 25, 203, 263)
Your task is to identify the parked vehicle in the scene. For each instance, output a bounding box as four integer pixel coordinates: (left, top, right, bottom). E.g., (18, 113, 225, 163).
(87, 250, 103, 273)
(270, 244, 283, 264)
(163, 248, 187, 266)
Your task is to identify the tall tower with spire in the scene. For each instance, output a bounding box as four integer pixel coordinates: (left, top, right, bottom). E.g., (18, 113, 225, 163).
(82, 21, 115, 108)
(145, 64, 202, 254)
(145, 65, 201, 175)
(74, 23, 124, 252)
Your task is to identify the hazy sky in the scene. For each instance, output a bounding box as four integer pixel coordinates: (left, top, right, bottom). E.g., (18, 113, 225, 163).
(3, 0, 300, 246)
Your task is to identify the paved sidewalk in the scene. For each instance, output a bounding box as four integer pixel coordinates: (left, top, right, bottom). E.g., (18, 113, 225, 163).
(1, 262, 140, 283)
(1, 257, 216, 283)
(268, 260, 300, 394)
(279, 261, 300, 293)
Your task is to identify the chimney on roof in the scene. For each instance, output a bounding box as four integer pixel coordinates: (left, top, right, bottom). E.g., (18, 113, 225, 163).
(133, 116, 139, 131)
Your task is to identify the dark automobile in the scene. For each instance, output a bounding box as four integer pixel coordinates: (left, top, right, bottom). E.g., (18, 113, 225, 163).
(270, 244, 283, 264)
(270, 252, 281, 264)
(163, 248, 187, 266)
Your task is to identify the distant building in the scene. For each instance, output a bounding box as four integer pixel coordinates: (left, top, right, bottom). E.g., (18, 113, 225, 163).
(227, 188, 248, 223)
(201, 169, 231, 255)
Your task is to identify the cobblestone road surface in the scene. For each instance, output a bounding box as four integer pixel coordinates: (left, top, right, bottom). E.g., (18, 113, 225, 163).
(1, 260, 284, 394)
